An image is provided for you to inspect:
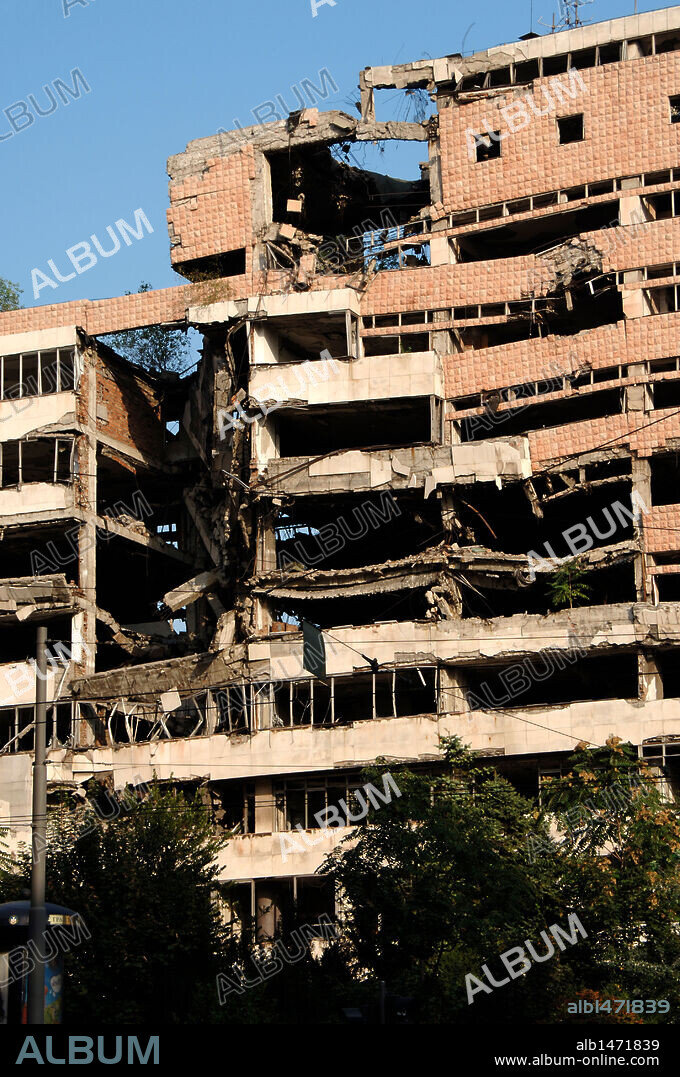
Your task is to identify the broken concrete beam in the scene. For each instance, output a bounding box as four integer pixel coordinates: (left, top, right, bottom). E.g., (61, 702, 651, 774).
(210, 610, 236, 652)
(163, 569, 221, 613)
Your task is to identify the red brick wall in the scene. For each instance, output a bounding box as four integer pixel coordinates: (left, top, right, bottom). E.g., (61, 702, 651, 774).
(95, 355, 164, 460)
(439, 53, 680, 211)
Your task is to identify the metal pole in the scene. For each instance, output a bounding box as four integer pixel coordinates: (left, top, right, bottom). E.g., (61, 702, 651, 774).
(27, 626, 48, 1024)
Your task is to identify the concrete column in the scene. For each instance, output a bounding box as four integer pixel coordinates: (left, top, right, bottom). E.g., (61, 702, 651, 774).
(254, 777, 275, 833)
(75, 348, 98, 678)
(639, 651, 663, 701)
(255, 509, 278, 574)
(439, 666, 468, 714)
(255, 881, 280, 941)
(632, 457, 653, 601)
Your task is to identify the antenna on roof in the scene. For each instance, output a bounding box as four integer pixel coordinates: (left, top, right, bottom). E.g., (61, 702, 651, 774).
(538, 0, 594, 33)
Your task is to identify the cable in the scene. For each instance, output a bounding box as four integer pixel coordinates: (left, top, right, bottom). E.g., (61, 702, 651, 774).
(0, 709, 662, 829)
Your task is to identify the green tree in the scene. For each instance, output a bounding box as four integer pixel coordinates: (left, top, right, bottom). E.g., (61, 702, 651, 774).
(0, 784, 229, 1024)
(320, 739, 574, 1023)
(547, 557, 592, 609)
(0, 277, 22, 312)
(320, 736, 680, 1023)
(0, 825, 12, 873)
(542, 737, 680, 1014)
(105, 282, 189, 374)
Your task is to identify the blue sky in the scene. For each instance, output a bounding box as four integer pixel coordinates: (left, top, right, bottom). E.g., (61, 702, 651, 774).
(0, 0, 673, 308)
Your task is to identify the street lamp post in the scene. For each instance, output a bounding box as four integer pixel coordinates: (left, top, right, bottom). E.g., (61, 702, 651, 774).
(27, 625, 48, 1024)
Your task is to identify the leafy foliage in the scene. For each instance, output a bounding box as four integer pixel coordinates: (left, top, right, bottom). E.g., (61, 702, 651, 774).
(320, 740, 572, 1022)
(2, 738, 678, 1025)
(319, 737, 680, 1023)
(0, 784, 229, 1024)
(0, 825, 12, 874)
(547, 557, 592, 609)
(542, 736, 680, 1013)
(104, 282, 190, 374)
(0, 277, 22, 312)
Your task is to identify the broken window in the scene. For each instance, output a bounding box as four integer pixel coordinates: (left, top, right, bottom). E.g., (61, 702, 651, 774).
(39, 351, 59, 393)
(363, 330, 431, 356)
(59, 349, 75, 391)
(271, 588, 432, 629)
(273, 667, 437, 727)
(374, 242, 431, 271)
(105, 693, 211, 745)
(462, 652, 638, 710)
(211, 780, 256, 833)
(175, 247, 246, 282)
(514, 59, 540, 83)
(274, 397, 433, 457)
(266, 142, 429, 238)
(0, 702, 73, 753)
(476, 133, 502, 163)
(570, 48, 597, 70)
(20, 354, 39, 397)
(454, 200, 616, 262)
(641, 740, 680, 776)
(162, 695, 207, 738)
(372, 85, 435, 123)
(640, 738, 680, 798)
(646, 284, 680, 313)
(214, 684, 253, 733)
(0, 438, 74, 487)
(1, 355, 20, 400)
(656, 573, 680, 601)
(457, 387, 625, 442)
(488, 66, 512, 88)
(274, 492, 439, 571)
(557, 114, 584, 144)
(656, 32, 680, 54)
(650, 452, 680, 505)
(598, 43, 622, 64)
(543, 55, 570, 77)
(251, 310, 357, 363)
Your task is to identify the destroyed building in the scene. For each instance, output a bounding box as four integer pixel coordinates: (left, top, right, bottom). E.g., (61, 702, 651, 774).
(2, 5, 680, 937)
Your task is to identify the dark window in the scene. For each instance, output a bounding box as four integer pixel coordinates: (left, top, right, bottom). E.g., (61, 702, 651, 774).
(514, 59, 540, 83)
(56, 441, 72, 482)
(175, 247, 246, 281)
(670, 95, 680, 124)
(21, 440, 49, 483)
(558, 114, 584, 144)
(598, 43, 621, 64)
(1, 442, 20, 487)
(40, 351, 59, 393)
(543, 55, 569, 76)
(476, 133, 502, 162)
(2, 355, 20, 400)
(58, 348, 75, 391)
(21, 354, 39, 397)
